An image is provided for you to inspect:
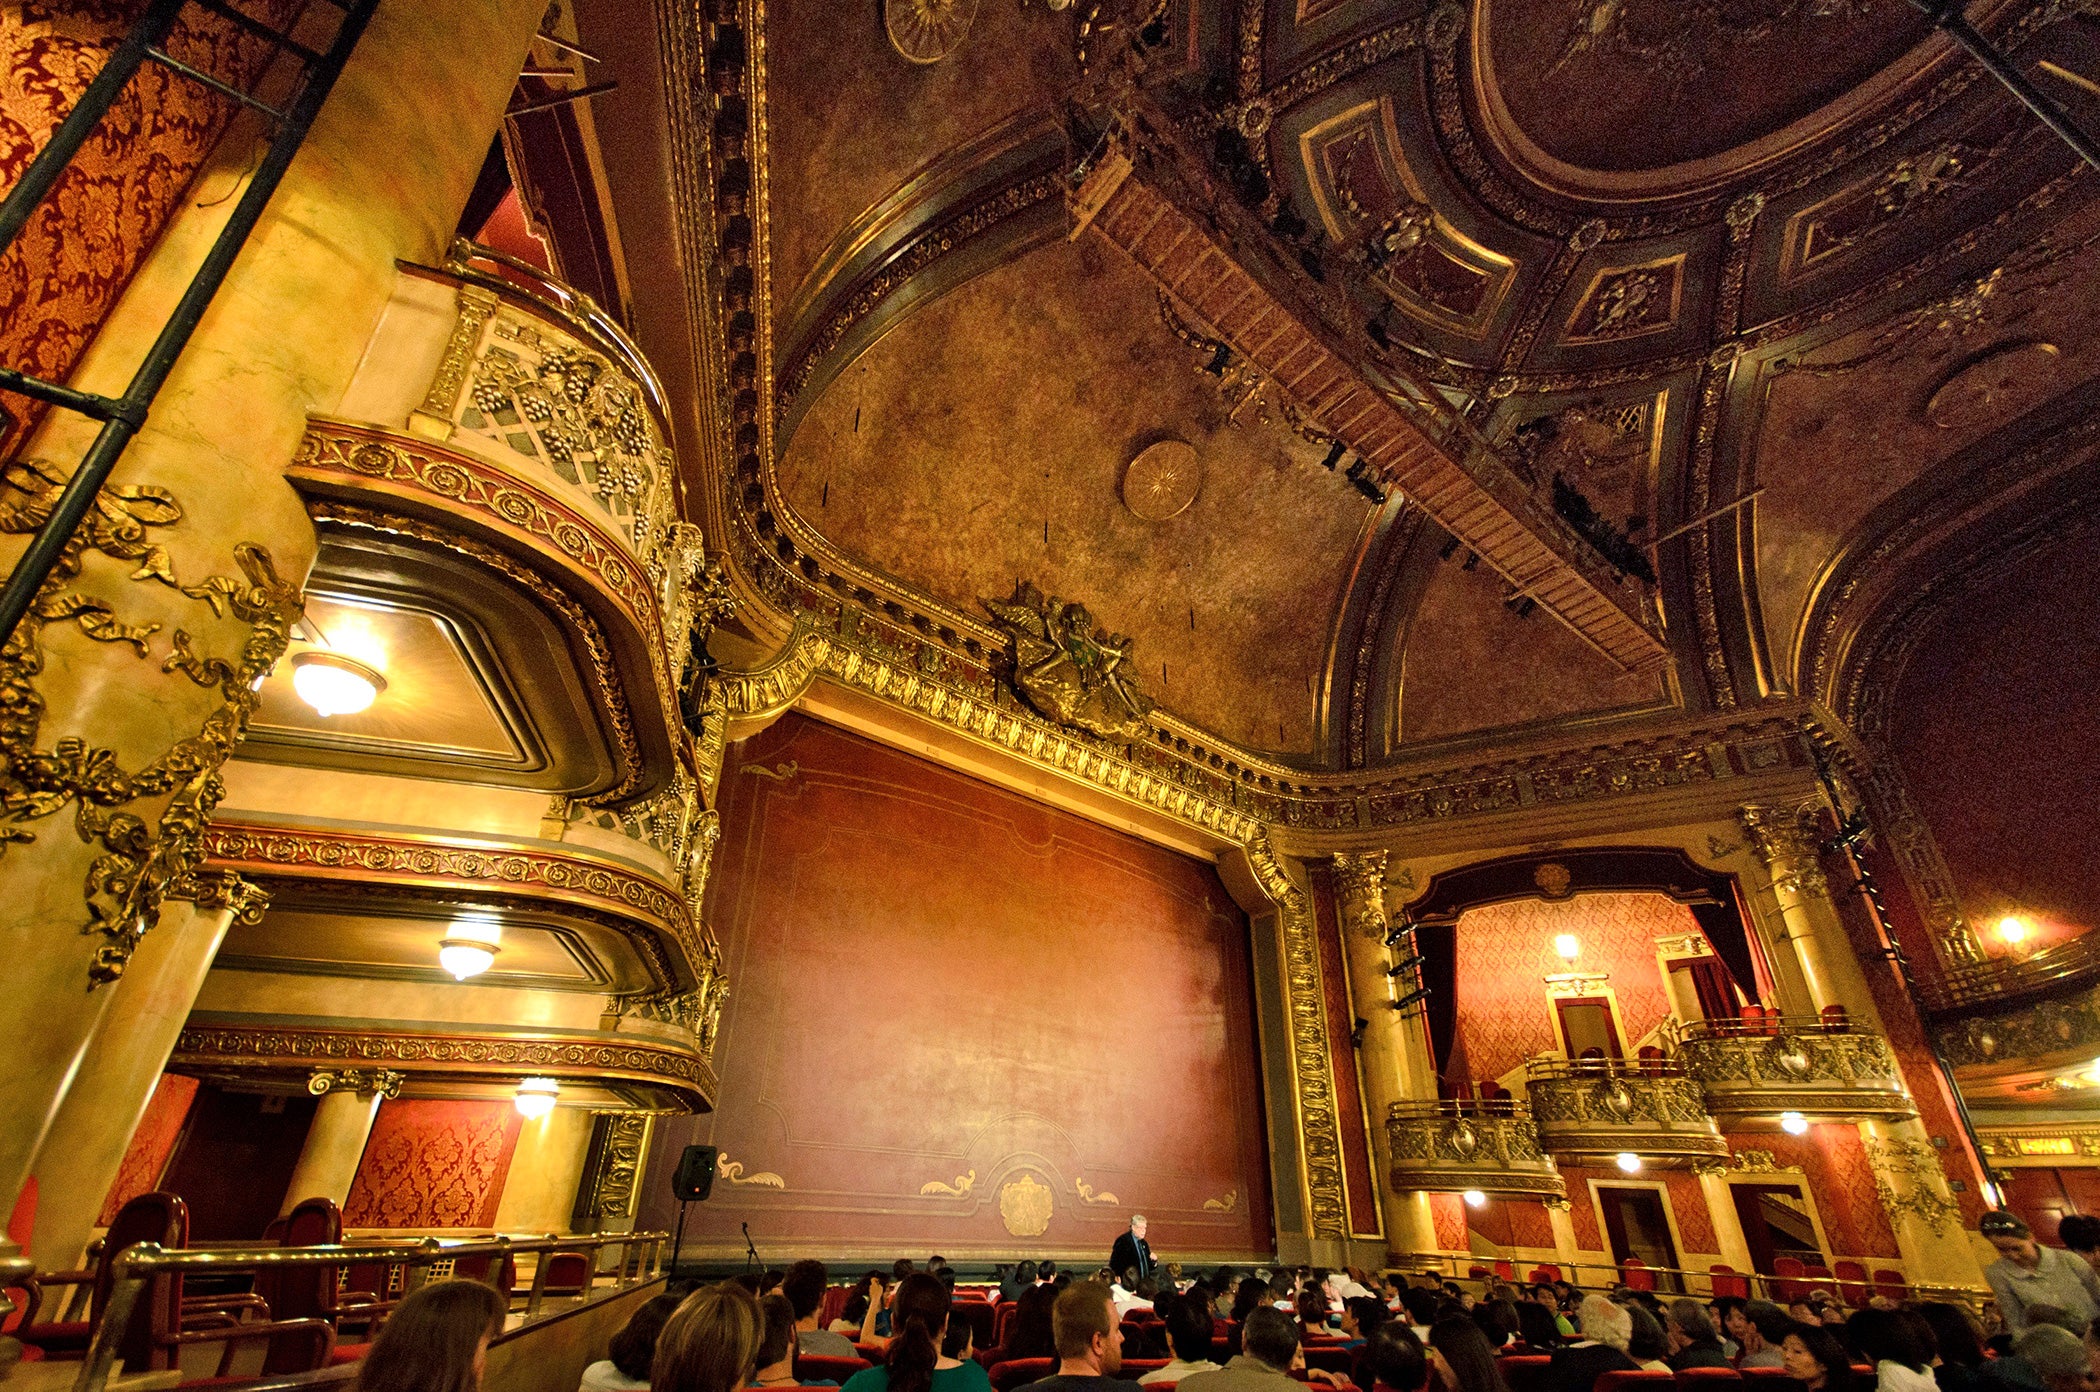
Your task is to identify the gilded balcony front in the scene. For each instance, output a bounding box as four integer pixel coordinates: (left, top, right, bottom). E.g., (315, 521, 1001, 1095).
(1524, 1059, 1728, 1165)
(1676, 1016, 1913, 1119)
(1386, 1100, 1566, 1199)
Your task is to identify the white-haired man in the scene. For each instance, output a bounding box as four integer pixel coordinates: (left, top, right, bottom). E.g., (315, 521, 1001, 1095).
(1111, 1214, 1154, 1283)
(1546, 1294, 1638, 1392)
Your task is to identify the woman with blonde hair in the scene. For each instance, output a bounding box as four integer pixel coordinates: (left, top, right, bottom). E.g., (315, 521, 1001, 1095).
(357, 1279, 509, 1392)
(655, 1282, 765, 1392)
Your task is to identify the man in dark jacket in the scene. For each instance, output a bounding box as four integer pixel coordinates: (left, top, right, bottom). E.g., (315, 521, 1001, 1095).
(1664, 1300, 1732, 1372)
(1110, 1215, 1154, 1284)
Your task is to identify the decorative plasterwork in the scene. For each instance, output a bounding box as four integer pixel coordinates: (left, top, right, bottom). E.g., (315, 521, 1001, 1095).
(1678, 1029, 1914, 1118)
(1977, 1126, 2100, 1165)
(1384, 1104, 1566, 1199)
(173, 1021, 714, 1111)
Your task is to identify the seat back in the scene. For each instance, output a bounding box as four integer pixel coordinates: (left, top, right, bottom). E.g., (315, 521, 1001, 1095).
(1831, 1260, 1869, 1307)
(822, 1285, 853, 1330)
(1621, 1256, 1655, 1292)
(257, 1197, 345, 1323)
(450, 1252, 516, 1293)
(1707, 1264, 1750, 1300)
(1739, 1370, 1807, 1392)
(260, 1319, 340, 1376)
(1594, 1373, 1675, 1392)
(992, 1300, 1020, 1347)
(540, 1251, 591, 1295)
(1527, 1265, 1561, 1283)
(1497, 1355, 1553, 1392)
(97, 1192, 189, 1371)
(1677, 1370, 1747, 1391)
(951, 1300, 993, 1351)
(1870, 1269, 1909, 1303)
(989, 1357, 1055, 1392)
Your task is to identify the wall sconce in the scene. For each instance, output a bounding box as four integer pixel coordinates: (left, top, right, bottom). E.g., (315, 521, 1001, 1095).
(1614, 1152, 1642, 1173)
(291, 651, 386, 717)
(1780, 1111, 1809, 1136)
(1462, 1189, 1487, 1209)
(514, 1077, 559, 1119)
(1554, 934, 1581, 964)
(438, 914, 502, 980)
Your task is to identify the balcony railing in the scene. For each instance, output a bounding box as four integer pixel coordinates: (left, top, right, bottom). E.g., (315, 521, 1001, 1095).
(1676, 1015, 1912, 1118)
(1917, 931, 2100, 1018)
(1523, 1058, 1728, 1164)
(1386, 1099, 1565, 1199)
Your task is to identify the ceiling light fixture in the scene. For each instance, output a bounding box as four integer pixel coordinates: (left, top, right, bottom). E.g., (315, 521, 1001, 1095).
(1997, 914, 2032, 947)
(437, 915, 502, 981)
(1462, 1189, 1487, 1209)
(1780, 1111, 1809, 1136)
(514, 1077, 560, 1119)
(1615, 1152, 1642, 1173)
(291, 651, 386, 718)
(1554, 934, 1581, 963)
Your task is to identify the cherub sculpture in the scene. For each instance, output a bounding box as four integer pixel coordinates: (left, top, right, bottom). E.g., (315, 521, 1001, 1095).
(983, 581, 1156, 740)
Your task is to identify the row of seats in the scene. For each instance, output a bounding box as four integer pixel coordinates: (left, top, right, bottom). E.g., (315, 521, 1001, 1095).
(1454, 1257, 1910, 1306)
(1499, 1357, 1861, 1392)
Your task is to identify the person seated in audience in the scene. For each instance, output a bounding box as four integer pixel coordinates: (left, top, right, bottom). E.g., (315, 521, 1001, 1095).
(1007, 1284, 1062, 1362)
(2018, 1305, 2087, 1337)
(896, 1261, 920, 1283)
(1736, 1302, 1793, 1370)
(837, 1274, 886, 1338)
(1142, 1293, 1224, 1386)
(1849, 1307, 1937, 1392)
(840, 1273, 991, 1392)
(1472, 1300, 1520, 1350)
(1663, 1299, 1729, 1372)
(1402, 1290, 1439, 1344)
(2083, 1316, 2100, 1384)
(1545, 1295, 1638, 1392)
(1711, 1298, 1750, 1360)
(942, 1308, 975, 1364)
(1003, 1263, 1040, 1303)
(1181, 1306, 1342, 1392)
(583, 1292, 684, 1391)
(2004, 1325, 2092, 1392)
(1791, 1300, 1824, 1328)
(861, 1272, 902, 1343)
(1362, 1326, 1429, 1392)
(1039, 1262, 1059, 1287)
(358, 1278, 509, 1392)
(1298, 1286, 1334, 1337)
(1624, 1306, 1671, 1373)
(1232, 1277, 1274, 1324)
(655, 1282, 765, 1392)
(1381, 1276, 1408, 1313)
(1911, 1303, 1986, 1392)
(1018, 1280, 1140, 1392)
(1513, 1299, 1560, 1353)
(1341, 1296, 1388, 1350)
(1782, 1324, 1857, 1392)
(928, 1258, 949, 1278)
(782, 1261, 860, 1360)
(1427, 1316, 1511, 1392)
(755, 1293, 837, 1388)
(763, 1273, 787, 1297)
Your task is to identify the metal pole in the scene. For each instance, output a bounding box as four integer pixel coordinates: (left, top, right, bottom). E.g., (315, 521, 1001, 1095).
(1910, 0, 2100, 172)
(0, 0, 379, 652)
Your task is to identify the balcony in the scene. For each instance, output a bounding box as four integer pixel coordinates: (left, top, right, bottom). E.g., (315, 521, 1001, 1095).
(1386, 1100, 1565, 1199)
(1523, 1058, 1728, 1165)
(1676, 1015, 1913, 1119)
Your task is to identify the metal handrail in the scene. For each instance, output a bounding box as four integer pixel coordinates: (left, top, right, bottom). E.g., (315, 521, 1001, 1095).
(1922, 931, 2100, 1014)
(1524, 1057, 1690, 1081)
(72, 1229, 667, 1392)
(1677, 1015, 1868, 1040)
(1388, 1099, 1533, 1121)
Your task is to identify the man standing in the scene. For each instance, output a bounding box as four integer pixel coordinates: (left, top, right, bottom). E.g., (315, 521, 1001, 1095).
(1112, 1215, 1153, 1284)
(1983, 1211, 2100, 1332)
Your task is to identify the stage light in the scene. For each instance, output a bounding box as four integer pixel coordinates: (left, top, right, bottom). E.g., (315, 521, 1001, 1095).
(1615, 1152, 1642, 1173)
(438, 914, 502, 980)
(1462, 1190, 1487, 1209)
(514, 1077, 559, 1119)
(291, 651, 386, 717)
(1780, 1111, 1809, 1135)
(1555, 934, 1581, 963)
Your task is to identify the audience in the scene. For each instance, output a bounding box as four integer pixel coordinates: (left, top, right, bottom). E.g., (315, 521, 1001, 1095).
(1362, 1326, 1429, 1392)
(1737, 1302, 1792, 1370)
(1008, 1285, 1062, 1362)
(1342, 1297, 1389, 1349)
(1141, 1293, 1222, 1386)
(1711, 1298, 1750, 1360)
(655, 1283, 765, 1392)
(583, 1293, 685, 1392)
(1427, 1317, 1511, 1392)
(358, 1279, 509, 1392)
(1183, 1306, 1338, 1392)
(1782, 1325, 1857, 1392)
(2006, 1325, 2094, 1392)
(1512, 1301, 1560, 1353)
(1623, 1306, 1671, 1373)
(1403, 1290, 1438, 1345)
(754, 1293, 832, 1388)
(1911, 1302, 1985, 1392)
(841, 1274, 990, 1392)
(1850, 1307, 1938, 1392)
(1545, 1296, 1636, 1392)
(783, 1262, 859, 1360)
(1663, 1299, 1728, 1372)
(1018, 1281, 1135, 1392)
(1472, 1301, 1520, 1351)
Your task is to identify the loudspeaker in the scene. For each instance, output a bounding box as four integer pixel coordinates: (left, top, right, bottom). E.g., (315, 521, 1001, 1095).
(673, 1144, 719, 1202)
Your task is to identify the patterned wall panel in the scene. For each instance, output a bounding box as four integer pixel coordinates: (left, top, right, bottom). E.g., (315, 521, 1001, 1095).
(1430, 1191, 1469, 1251)
(692, 712, 1272, 1256)
(0, 1, 299, 459)
(343, 1099, 523, 1230)
(97, 1072, 199, 1225)
(1452, 892, 1697, 1081)
(1661, 1170, 1718, 1254)
(1505, 1196, 1556, 1250)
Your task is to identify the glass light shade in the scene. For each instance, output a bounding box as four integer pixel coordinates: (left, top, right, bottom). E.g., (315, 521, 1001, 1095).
(437, 915, 501, 980)
(514, 1077, 560, 1119)
(1462, 1189, 1487, 1209)
(1554, 933, 1581, 962)
(1614, 1152, 1642, 1173)
(291, 651, 386, 717)
(1780, 1111, 1809, 1135)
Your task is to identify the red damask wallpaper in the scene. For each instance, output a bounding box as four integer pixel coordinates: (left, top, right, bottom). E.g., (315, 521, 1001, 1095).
(1738, 1124, 1901, 1259)
(0, 1, 300, 459)
(1429, 1192, 1468, 1252)
(691, 712, 1272, 1259)
(1450, 893, 1693, 1082)
(96, 1071, 198, 1226)
(1660, 1170, 1718, 1253)
(342, 1100, 523, 1230)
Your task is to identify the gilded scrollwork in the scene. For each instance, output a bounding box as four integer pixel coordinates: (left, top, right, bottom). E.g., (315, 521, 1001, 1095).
(1737, 803, 1830, 897)
(1331, 850, 1390, 940)
(0, 461, 302, 985)
(308, 1067, 404, 1099)
(1678, 1028, 1909, 1112)
(1385, 1104, 1565, 1199)
(582, 1113, 653, 1223)
(1862, 1136, 1960, 1238)
(1525, 1072, 1714, 1128)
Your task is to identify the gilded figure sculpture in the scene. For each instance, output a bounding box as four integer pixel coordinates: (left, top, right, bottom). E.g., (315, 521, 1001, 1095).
(983, 580, 1155, 740)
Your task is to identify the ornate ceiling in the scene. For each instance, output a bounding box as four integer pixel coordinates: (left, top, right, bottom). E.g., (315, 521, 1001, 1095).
(556, 0, 2100, 772)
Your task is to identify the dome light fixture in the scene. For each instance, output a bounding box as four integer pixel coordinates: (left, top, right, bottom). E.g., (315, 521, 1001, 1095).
(1780, 1111, 1809, 1136)
(437, 914, 502, 981)
(1554, 934, 1581, 963)
(1462, 1189, 1487, 1209)
(1615, 1151, 1642, 1173)
(291, 651, 386, 717)
(514, 1077, 560, 1119)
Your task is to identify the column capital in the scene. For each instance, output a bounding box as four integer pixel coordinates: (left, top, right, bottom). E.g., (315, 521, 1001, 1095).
(308, 1067, 404, 1100)
(172, 870, 271, 924)
(1736, 803, 1830, 897)
(1331, 850, 1390, 939)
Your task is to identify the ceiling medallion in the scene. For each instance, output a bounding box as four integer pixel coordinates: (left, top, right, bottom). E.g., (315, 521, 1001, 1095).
(885, 0, 979, 64)
(1924, 340, 2062, 432)
(1122, 440, 1201, 522)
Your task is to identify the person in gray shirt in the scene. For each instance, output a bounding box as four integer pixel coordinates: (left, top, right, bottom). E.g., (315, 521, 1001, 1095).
(1982, 1212, 2100, 1333)
(785, 1260, 865, 1359)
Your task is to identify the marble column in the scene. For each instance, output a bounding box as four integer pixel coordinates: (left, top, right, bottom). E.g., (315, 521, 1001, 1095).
(1737, 805, 1882, 1019)
(1546, 1201, 1580, 1269)
(280, 1080, 392, 1216)
(493, 1108, 595, 1235)
(0, 0, 550, 1225)
(1695, 1168, 1756, 1274)
(26, 881, 254, 1269)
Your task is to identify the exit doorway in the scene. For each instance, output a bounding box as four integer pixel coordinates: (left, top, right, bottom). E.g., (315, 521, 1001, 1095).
(1598, 1184, 1683, 1291)
(1729, 1181, 1825, 1275)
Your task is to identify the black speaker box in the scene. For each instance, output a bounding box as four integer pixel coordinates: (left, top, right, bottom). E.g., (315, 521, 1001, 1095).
(673, 1143, 719, 1202)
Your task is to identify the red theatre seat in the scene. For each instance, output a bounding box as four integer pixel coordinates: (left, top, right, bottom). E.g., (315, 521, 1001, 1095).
(1594, 1374, 1676, 1392)
(1707, 1265, 1750, 1300)
(1831, 1260, 1869, 1308)
(822, 1286, 853, 1329)
(990, 1358, 1056, 1392)
(1498, 1354, 1553, 1392)
(1676, 1370, 1747, 1392)
(1871, 1270, 1910, 1303)
(1621, 1257, 1656, 1292)
(1527, 1265, 1561, 1284)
